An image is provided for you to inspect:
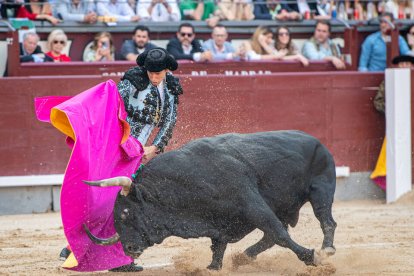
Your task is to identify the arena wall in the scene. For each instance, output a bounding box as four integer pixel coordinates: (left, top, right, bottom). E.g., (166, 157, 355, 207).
(0, 71, 407, 214)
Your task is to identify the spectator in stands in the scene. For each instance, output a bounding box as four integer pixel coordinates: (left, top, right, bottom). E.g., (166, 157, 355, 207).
(20, 32, 53, 63)
(97, 0, 140, 22)
(127, 0, 136, 11)
(287, 0, 331, 20)
(167, 22, 212, 62)
(275, 26, 309, 66)
(136, 0, 181, 22)
(55, 0, 97, 24)
(358, 12, 410, 72)
(384, 0, 413, 19)
(45, 29, 71, 62)
(83, 32, 115, 62)
(0, 1, 21, 19)
(202, 24, 244, 61)
(405, 24, 414, 54)
(207, 0, 254, 26)
(253, 0, 301, 21)
(302, 20, 345, 69)
(120, 25, 158, 61)
(179, 0, 216, 25)
(10, 0, 61, 25)
(239, 25, 288, 60)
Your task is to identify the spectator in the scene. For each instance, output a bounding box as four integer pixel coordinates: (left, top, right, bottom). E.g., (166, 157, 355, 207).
(45, 29, 71, 62)
(287, 0, 331, 20)
(127, 0, 136, 11)
(83, 32, 115, 62)
(20, 32, 53, 63)
(0, 1, 21, 19)
(16, 0, 61, 25)
(120, 25, 158, 61)
(208, 0, 254, 25)
(179, 0, 215, 21)
(383, 0, 413, 19)
(275, 26, 309, 66)
(240, 25, 287, 60)
(202, 24, 243, 61)
(55, 0, 97, 24)
(405, 24, 414, 54)
(136, 0, 181, 22)
(358, 13, 410, 72)
(302, 20, 345, 69)
(253, 0, 301, 21)
(166, 22, 212, 62)
(96, 0, 140, 22)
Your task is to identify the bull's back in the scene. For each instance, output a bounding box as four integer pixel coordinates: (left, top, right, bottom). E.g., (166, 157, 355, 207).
(157, 130, 334, 183)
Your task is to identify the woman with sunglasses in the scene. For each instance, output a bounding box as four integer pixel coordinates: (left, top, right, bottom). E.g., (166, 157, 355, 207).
(46, 29, 71, 62)
(275, 26, 309, 66)
(240, 26, 287, 60)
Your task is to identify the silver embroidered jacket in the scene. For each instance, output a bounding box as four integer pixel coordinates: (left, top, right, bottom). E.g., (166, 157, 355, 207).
(117, 66, 183, 151)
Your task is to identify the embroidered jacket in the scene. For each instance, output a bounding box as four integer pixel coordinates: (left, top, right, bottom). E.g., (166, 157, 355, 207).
(118, 66, 183, 151)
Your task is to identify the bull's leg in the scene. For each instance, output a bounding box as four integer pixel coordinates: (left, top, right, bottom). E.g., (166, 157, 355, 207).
(243, 208, 314, 265)
(207, 238, 227, 270)
(309, 176, 337, 255)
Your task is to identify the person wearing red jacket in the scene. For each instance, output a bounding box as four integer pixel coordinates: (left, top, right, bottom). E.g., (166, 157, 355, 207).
(17, 0, 61, 25)
(45, 29, 72, 62)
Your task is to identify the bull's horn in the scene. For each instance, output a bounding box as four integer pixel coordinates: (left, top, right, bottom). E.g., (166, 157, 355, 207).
(83, 176, 132, 196)
(83, 224, 120, 246)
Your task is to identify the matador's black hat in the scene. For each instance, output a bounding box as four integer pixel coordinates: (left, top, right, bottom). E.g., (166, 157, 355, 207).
(136, 47, 178, 72)
(392, 55, 414, 65)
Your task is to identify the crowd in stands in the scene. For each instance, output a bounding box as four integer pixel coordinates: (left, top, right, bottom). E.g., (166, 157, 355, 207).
(4, 0, 414, 71)
(2, 0, 414, 25)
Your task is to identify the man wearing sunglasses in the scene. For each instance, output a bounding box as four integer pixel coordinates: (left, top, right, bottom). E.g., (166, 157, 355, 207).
(166, 22, 212, 62)
(359, 12, 410, 72)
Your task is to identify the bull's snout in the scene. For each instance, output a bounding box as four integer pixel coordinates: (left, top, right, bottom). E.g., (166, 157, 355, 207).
(125, 243, 143, 257)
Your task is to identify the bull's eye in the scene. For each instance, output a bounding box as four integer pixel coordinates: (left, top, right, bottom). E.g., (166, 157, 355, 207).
(120, 208, 130, 220)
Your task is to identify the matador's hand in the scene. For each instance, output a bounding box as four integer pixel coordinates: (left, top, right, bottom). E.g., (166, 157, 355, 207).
(143, 145, 159, 162)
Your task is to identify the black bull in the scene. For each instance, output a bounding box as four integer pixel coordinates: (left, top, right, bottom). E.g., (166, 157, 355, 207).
(85, 130, 337, 270)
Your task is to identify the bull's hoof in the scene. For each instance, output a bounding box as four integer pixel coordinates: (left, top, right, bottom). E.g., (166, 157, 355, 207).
(207, 263, 222, 270)
(232, 253, 255, 269)
(313, 247, 334, 266)
(322, 246, 336, 256)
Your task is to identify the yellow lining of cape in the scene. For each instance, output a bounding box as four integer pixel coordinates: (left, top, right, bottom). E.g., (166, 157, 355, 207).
(50, 108, 75, 141)
(62, 253, 78, 268)
(50, 108, 79, 268)
(370, 138, 386, 179)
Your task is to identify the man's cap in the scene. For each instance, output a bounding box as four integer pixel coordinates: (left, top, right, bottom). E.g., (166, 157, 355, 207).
(392, 54, 414, 65)
(136, 48, 178, 72)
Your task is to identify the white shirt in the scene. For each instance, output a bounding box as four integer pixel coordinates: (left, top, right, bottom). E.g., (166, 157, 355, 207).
(129, 80, 165, 145)
(96, 0, 136, 22)
(136, 0, 181, 22)
(297, 0, 310, 14)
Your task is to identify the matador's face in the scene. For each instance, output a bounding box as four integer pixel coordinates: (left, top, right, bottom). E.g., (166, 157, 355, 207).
(147, 70, 167, 87)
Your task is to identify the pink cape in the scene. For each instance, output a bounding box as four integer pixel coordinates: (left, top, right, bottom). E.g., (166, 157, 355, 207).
(35, 80, 143, 271)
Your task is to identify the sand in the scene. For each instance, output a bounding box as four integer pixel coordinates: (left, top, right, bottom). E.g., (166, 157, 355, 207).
(0, 191, 413, 276)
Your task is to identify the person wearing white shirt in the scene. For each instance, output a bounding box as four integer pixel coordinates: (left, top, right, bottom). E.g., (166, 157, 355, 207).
(136, 0, 180, 22)
(96, 0, 140, 22)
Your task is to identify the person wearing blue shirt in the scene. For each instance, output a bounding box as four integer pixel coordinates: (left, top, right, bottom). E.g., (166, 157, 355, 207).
(302, 20, 346, 69)
(202, 24, 238, 61)
(358, 12, 410, 72)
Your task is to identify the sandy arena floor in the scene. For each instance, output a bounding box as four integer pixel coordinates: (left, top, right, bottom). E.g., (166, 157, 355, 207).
(0, 192, 413, 276)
